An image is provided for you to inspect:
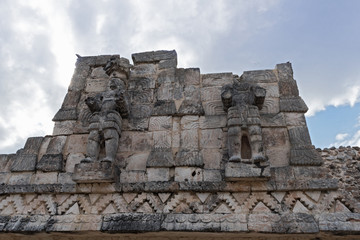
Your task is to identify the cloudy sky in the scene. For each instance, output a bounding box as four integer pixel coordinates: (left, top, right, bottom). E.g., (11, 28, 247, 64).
(0, 0, 360, 153)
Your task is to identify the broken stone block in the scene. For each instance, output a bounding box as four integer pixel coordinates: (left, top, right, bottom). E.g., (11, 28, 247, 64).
(146, 148, 174, 167)
(278, 80, 300, 97)
(279, 97, 308, 113)
(132, 50, 177, 64)
(159, 58, 177, 69)
(225, 162, 270, 181)
(175, 167, 203, 182)
(176, 68, 200, 86)
(85, 78, 108, 93)
(46, 136, 67, 154)
(175, 149, 203, 167)
(10, 153, 37, 172)
(276, 62, 294, 81)
(201, 73, 233, 87)
(203, 169, 222, 181)
(125, 152, 149, 171)
(52, 120, 76, 135)
(177, 100, 205, 116)
(72, 161, 114, 183)
(65, 153, 84, 173)
(241, 70, 277, 83)
(0, 154, 12, 172)
(102, 213, 163, 232)
(52, 108, 77, 121)
(152, 100, 176, 116)
(119, 170, 146, 183)
(147, 168, 170, 181)
(36, 154, 64, 172)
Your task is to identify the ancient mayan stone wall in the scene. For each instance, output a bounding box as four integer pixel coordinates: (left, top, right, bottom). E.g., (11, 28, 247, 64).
(0, 50, 359, 239)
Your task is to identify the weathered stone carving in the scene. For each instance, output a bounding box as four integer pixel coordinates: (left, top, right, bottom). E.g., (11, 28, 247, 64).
(83, 77, 128, 163)
(221, 81, 266, 164)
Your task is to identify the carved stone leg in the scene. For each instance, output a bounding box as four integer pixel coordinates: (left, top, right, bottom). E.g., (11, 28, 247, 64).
(228, 125, 241, 162)
(84, 130, 100, 162)
(103, 128, 119, 162)
(248, 125, 266, 163)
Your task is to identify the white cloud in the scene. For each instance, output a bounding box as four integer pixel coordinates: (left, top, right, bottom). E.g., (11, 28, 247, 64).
(335, 133, 349, 141)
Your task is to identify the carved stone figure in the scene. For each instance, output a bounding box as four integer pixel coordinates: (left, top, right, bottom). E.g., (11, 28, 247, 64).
(221, 80, 266, 164)
(83, 77, 129, 163)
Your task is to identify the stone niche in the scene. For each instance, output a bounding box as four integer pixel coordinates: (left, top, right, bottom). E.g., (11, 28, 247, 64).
(0, 50, 359, 238)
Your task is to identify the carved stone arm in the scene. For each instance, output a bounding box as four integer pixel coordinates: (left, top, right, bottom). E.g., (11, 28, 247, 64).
(85, 95, 101, 113)
(253, 86, 266, 109)
(221, 84, 233, 111)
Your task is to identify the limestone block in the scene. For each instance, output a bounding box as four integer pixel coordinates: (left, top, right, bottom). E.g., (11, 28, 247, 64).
(262, 127, 290, 167)
(176, 68, 200, 85)
(128, 117, 149, 131)
(129, 89, 154, 103)
(130, 63, 157, 77)
(260, 113, 286, 127)
(180, 129, 199, 150)
(159, 58, 177, 69)
(149, 116, 172, 131)
(259, 97, 280, 114)
(132, 50, 177, 64)
(131, 132, 153, 152)
(177, 100, 205, 116)
(10, 154, 37, 172)
(290, 148, 323, 166)
(319, 213, 360, 232)
(48, 215, 102, 231)
(3, 215, 50, 232)
(52, 108, 77, 121)
(201, 149, 222, 169)
(85, 78, 108, 93)
(64, 134, 87, 155)
(201, 86, 222, 102)
(130, 104, 152, 118)
(199, 115, 227, 129)
(126, 152, 149, 171)
(162, 214, 247, 232)
(0, 155, 11, 172)
(200, 129, 223, 149)
(153, 131, 172, 148)
(156, 82, 174, 100)
(146, 148, 174, 167)
(32, 172, 58, 184)
(279, 80, 299, 97)
(201, 73, 233, 87)
(276, 62, 294, 81)
(225, 162, 270, 180)
(248, 214, 281, 232)
(8, 172, 33, 185)
(272, 213, 319, 233)
(181, 115, 199, 130)
(128, 76, 156, 89)
(120, 170, 146, 183)
(58, 172, 76, 184)
(202, 101, 227, 115)
(256, 83, 280, 98)
(288, 126, 313, 148)
(72, 161, 114, 183)
(241, 70, 277, 83)
(65, 153, 85, 172)
(284, 112, 306, 126)
(68, 64, 90, 91)
(102, 213, 163, 232)
(52, 120, 76, 135)
(279, 97, 308, 113)
(175, 167, 203, 182)
(118, 131, 132, 152)
(172, 131, 180, 148)
(157, 68, 176, 84)
(22, 137, 44, 155)
(147, 168, 170, 181)
(90, 66, 108, 78)
(175, 149, 203, 167)
(46, 136, 67, 154)
(37, 154, 64, 172)
(152, 100, 176, 116)
(203, 169, 222, 181)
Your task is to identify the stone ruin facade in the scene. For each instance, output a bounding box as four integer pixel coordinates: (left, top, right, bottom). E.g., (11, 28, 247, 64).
(0, 50, 359, 239)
